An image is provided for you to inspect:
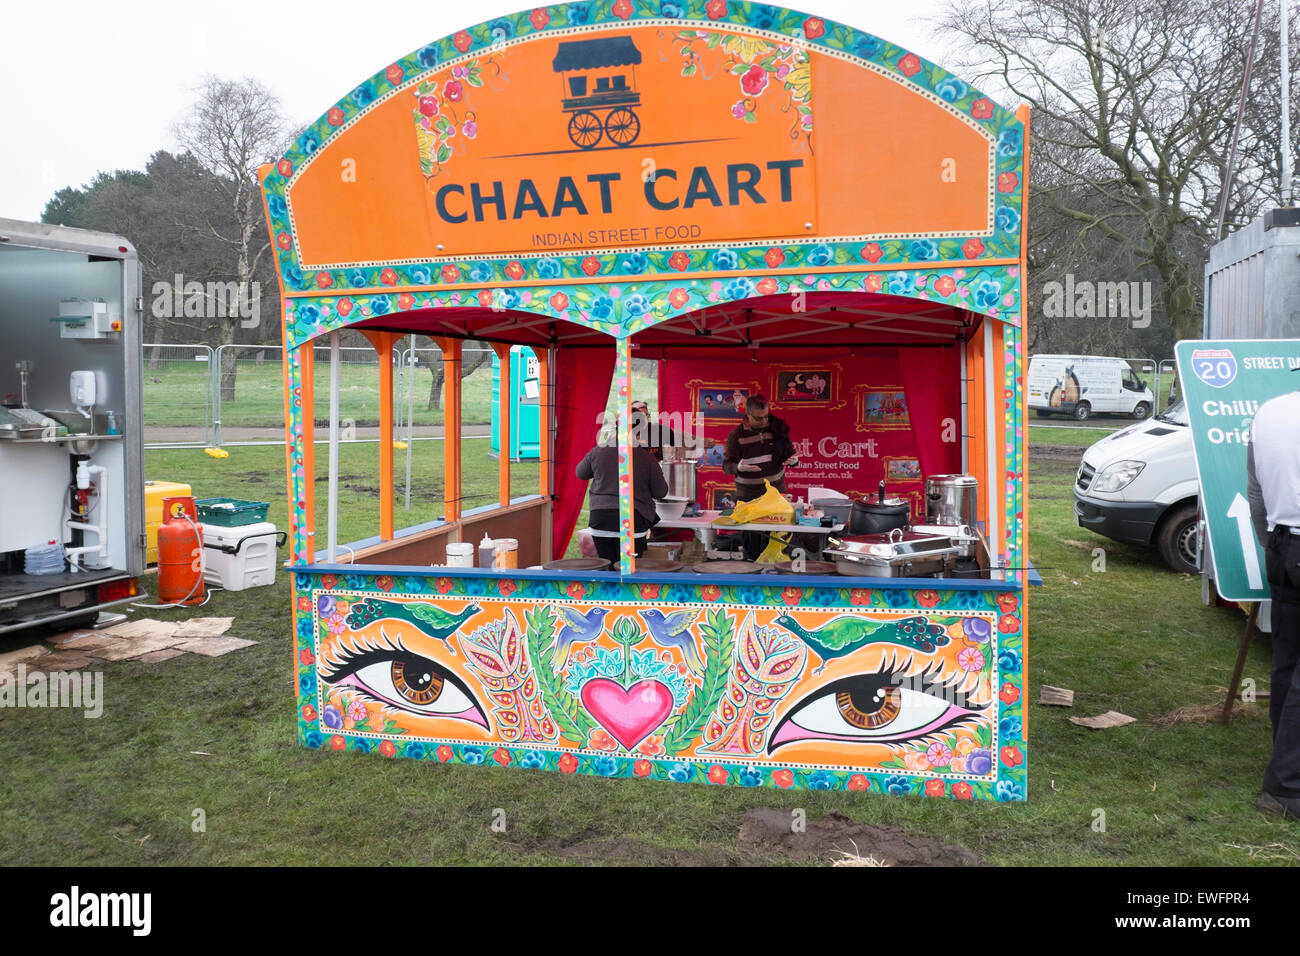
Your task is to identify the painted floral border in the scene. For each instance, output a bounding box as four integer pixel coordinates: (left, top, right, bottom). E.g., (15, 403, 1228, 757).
(290, 569, 1027, 800)
(261, 1, 1025, 293)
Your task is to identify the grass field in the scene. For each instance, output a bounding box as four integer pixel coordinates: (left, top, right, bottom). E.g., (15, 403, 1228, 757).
(0, 445, 1292, 866)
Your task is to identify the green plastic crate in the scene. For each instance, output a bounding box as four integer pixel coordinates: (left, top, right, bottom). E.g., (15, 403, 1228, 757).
(195, 497, 270, 527)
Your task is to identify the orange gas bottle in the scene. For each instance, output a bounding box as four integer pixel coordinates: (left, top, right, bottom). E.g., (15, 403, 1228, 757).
(157, 496, 205, 606)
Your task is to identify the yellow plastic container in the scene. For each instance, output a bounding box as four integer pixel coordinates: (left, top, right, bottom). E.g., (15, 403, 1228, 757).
(144, 480, 193, 564)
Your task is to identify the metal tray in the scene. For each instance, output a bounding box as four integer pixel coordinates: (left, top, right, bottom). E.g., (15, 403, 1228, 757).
(825, 529, 961, 577)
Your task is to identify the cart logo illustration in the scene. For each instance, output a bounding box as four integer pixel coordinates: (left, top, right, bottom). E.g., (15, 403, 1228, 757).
(552, 37, 643, 149)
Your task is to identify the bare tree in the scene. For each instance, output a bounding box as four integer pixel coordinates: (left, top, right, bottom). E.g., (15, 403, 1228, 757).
(941, 0, 1292, 344)
(174, 76, 287, 400)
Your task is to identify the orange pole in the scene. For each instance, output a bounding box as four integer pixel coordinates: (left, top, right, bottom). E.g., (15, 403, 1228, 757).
(362, 331, 398, 540)
(433, 337, 463, 523)
(492, 342, 513, 508)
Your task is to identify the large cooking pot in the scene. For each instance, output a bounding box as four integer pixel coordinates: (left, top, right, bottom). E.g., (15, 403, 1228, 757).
(848, 481, 910, 535)
(660, 459, 698, 501)
(925, 474, 978, 527)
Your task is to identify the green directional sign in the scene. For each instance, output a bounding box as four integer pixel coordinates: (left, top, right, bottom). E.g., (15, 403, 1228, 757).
(1175, 338, 1300, 601)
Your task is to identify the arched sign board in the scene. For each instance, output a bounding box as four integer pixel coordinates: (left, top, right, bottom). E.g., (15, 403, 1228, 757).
(265, 3, 1031, 802)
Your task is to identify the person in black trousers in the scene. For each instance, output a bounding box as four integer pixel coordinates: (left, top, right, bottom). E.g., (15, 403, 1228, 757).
(576, 418, 668, 564)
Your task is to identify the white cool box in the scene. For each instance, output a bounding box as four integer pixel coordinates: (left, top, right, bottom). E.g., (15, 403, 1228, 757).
(201, 522, 281, 591)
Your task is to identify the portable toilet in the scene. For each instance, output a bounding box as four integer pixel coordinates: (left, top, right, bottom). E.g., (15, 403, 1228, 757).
(490, 346, 541, 461)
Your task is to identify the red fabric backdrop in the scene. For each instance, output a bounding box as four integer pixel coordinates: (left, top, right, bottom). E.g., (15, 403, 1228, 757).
(656, 347, 961, 521)
(551, 345, 616, 558)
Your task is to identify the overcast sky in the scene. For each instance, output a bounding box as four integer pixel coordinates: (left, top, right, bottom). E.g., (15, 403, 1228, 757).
(3, 0, 967, 222)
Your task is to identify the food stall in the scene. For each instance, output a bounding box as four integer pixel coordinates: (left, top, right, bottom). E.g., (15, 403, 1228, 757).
(262, 2, 1031, 800)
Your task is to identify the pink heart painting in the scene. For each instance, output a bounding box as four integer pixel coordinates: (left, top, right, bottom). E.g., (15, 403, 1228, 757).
(580, 678, 674, 751)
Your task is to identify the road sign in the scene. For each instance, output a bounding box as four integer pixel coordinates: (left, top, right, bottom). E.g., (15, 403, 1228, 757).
(1175, 339, 1300, 601)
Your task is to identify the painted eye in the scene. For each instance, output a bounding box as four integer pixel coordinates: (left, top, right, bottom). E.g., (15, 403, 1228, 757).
(323, 646, 488, 728)
(768, 671, 984, 752)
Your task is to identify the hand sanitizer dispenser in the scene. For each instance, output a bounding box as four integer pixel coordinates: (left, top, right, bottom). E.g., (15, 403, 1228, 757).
(70, 370, 96, 419)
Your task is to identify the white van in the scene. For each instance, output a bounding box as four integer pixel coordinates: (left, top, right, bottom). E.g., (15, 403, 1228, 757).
(1072, 401, 1199, 572)
(1029, 354, 1155, 421)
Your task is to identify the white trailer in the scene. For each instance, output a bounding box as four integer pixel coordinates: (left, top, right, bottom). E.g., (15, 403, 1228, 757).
(0, 218, 145, 634)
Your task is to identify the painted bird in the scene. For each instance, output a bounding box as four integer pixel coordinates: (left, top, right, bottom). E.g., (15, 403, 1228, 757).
(552, 606, 609, 667)
(347, 599, 481, 648)
(639, 608, 702, 671)
(772, 613, 951, 675)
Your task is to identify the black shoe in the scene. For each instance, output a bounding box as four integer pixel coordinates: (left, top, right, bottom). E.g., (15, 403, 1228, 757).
(1258, 791, 1300, 820)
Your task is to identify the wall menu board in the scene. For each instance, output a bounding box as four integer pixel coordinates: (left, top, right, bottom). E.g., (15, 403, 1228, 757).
(1175, 338, 1300, 601)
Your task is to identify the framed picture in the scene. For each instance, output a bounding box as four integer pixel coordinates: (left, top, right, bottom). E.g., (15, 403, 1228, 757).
(708, 484, 739, 512)
(686, 380, 757, 420)
(884, 456, 922, 480)
(770, 365, 845, 409)
(855, 387, 910, 431)
(701, 443, 727, 468)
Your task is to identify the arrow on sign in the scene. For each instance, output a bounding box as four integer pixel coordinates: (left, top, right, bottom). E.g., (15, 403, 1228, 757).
(1227, 493, 1264, 590)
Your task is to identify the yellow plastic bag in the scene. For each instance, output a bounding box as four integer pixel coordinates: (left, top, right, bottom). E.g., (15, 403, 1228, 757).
(756, 531, 792, 563)
(731, 480, 794, 525)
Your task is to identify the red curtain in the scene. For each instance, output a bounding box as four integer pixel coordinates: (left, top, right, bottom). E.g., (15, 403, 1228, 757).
(551, 344, 616, 558)
(899, 344, 962, 480)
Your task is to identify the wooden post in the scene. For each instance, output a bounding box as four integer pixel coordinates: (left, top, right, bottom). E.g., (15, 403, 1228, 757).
(492, 342, 513, 509)
(432, 337, 463, 524)
(362, 330, 399, 540)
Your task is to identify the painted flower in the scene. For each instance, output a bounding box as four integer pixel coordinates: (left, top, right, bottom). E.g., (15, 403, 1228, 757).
(554, 753, 577, 773)
(859, 245, 884, 268)
(916, 590, 940, 608)
(668, 287, 690, 308)
(667, 762, 692, 783)
(386, 64, 405, 85)
(732, 101, 747, 120)
(379, 740, 397, 757)
(330, 735, 346, 750)
(996, 207, 1021, 233)
(612, 0, 633, 19)
(436, 744, 453, 762)
(621, 252, 648, 274)
(998, 613, 1019, 634)
(311, 271, 332, 291)
(639, 583, 661, 600)
(548, 291, 569, 311)
(847, 773, 870, 791)
(996, 591, 1019, 613)
(807, 244, 834, 266)
(997, 129, 1021, 157)
(366, 711, 385, 732)
(462, 120, 477, 139)
(438, 264, 459, 285)
(930, 275, 956, 297)
(327, 107, 345, 127)
(780, 587, 802, 606)
(567, 3, 591, 24)
(739, 766, 763, 787)
(322, 704, 343, 730)
(740, 64, 769, 97)
(911, 239, 938, 261)
(803, 16, 825, 39)
(504, 260, 524, 280)
(998, 648, 1022, 672)
(497, 578, 517, 597)
(1000, 745, 1023, 768)
(300, 131, 320, 155)
(1000, 716, 1022, 738)
(637, 735, 664, 757)
(884, 774, 911, 796)
(623, 293, 650, 316)
(374, 576, 395, 595)
(706, 0, 727, 18)
(462, 746, 485, 765)
(371, 295, 392, 315)
(590, 295, 615, 320)
(588, 728, 618, 752)
(566, 581, 586, 600)
(477, 290, 495, 307)
(997, 171, 1019, 193)
(347, 699, 368, 722)
(276, 231, 293, 251)
(581, 255, 602, 276)
(492, 747, 512, 767)
(659, 0, 685, 16)
(925, 779, 946, 797)
(771, 769, 794, 789)
(633, 759, 653, 777)
(529, 7, 550, 29)
(755, 277, 779, 295)
(700, 585, 721, 602)
(898, 53, 921, 77)
(998, 682, 1021, 705)
(904, 750, 931, 772)
(849, 588, 872, 606)
(707, 764, 728, 785)
(723, 278, 754, 300)
(397, 293, 415, 311)
(957, 646, 986, 672)
(926, 742, 953, 767)
(301, 704, 317, 721)
(974, 279, 1002, 312)
(969, 97, 994, 119)
(711, 248, 739, 270)
(760, 246, 786, 269)
(962, 238, 985, 260)
(445, 80, 464, 102)
(436, 576, 453, 594)
(668, 250, 691, 271)
(935, 76, 968, 102)
(276, 158, 293, 177)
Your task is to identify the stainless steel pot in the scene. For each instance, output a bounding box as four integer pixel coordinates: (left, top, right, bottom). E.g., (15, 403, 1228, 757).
(925, 474, 978, 527)
(661, 459, 698, 501)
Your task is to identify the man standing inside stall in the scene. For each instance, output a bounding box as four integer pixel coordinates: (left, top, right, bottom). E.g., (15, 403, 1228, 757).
(1248, 381, 1300, 821)
(722, 395, 799, 561)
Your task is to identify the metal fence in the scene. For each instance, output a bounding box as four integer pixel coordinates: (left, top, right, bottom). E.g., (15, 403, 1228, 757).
(143, 342, 495, 447)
